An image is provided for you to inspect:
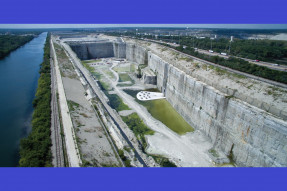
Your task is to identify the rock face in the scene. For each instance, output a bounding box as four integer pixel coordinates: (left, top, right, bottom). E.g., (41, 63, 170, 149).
(147, 50, 287, 167)
(113, 42, 126, 58)
(69, 41, 115, 59)
(125, 43, 148, 65)
(69, 39, 287, 167)
(142, 68, 157, 85)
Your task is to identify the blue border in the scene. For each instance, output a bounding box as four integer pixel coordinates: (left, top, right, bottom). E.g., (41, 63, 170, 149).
(0, 168, 286, 191)
(0, 0, 286, 23)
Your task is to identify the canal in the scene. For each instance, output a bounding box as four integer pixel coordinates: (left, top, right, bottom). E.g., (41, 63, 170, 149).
(0, 32, 47, 166)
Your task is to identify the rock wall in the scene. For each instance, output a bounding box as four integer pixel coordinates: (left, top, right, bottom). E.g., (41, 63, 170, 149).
(125, 43, 148, 65)
(69, 41, 148, 64)
(69, 43, 89, 60)
(69, 42, 115, 60)
(142, 68, 157, 85)
(148, 51, 287, 167)
(113, 42, 126, 58)
(148, 53, 169, 94)
(68, 39, 287, 167)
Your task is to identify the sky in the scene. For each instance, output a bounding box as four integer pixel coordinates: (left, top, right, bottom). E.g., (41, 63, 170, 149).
(0, 24, 286, 29)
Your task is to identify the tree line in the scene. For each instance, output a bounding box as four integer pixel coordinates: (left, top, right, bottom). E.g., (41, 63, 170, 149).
(108, 31, 287, 64)
(163, 36, 287, 64)
(19, 34, 52, 167)
(0, 35, 35, 59)
(107, 32, 287, 84)
(176, 46, 287, 84)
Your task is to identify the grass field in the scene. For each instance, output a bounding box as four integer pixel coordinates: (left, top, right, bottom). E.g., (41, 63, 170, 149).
(121, 113, 154, 149)
(119, 73, 132, 82)
(117, 73, 135, 87)
(113, 64, 136, 73)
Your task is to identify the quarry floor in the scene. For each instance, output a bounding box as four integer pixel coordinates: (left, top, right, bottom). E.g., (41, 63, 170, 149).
(52, 34, 287, 167)
(53, 40, 121, 167)
(86, 57, 215, 167)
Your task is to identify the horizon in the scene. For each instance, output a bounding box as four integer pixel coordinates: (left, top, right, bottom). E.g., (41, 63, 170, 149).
(0, 24, 286, 29)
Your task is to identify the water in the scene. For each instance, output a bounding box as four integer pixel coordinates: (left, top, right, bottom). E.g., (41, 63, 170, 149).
(123, 89, 194, 135)
(0, 32, 47, 167)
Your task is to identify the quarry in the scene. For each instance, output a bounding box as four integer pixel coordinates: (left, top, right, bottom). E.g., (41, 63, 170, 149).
(50, 33, 287, 167)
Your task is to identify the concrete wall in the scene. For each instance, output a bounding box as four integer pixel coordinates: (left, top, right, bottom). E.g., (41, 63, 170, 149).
(69, 41, 148, 64)
(125, 43, 148, 65)
(113, 42, 126, 58)
(70, 42, 115, 60)
(148, 50, 287, 167)
(69, 43, 89, 60)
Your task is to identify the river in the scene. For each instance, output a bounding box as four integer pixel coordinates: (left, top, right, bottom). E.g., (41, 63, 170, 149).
(0, 32, 47, 166)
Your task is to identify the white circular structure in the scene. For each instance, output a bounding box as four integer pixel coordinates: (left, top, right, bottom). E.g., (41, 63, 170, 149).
(136, 91, 165, 101)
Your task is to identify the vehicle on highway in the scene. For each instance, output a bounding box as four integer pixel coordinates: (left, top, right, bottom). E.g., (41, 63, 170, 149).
(255, 59, 260, 62)
(221, 52, 227, 56)
(209, 50, 214, 53)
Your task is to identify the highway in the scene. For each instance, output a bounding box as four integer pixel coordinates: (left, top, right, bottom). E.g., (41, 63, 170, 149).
(132, 37, 287, 72)
(129, 37, 287, 89)
(194, 48, 287, 72)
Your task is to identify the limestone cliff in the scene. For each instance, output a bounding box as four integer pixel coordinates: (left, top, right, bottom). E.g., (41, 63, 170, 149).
(148, 52, 287, 166)
(68, 37, 287, 167)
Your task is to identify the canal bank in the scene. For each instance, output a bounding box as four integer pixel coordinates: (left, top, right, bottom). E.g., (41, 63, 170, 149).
(0, 32, 47, 166)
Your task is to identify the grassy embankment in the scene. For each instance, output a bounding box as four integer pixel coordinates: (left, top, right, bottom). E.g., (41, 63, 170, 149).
(121, 110, 177, 167)
(0, 35, 35, 59)
(19, 34, 52, 167)
(121, 113, 154, 148)
(117, 73, 135, 87)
